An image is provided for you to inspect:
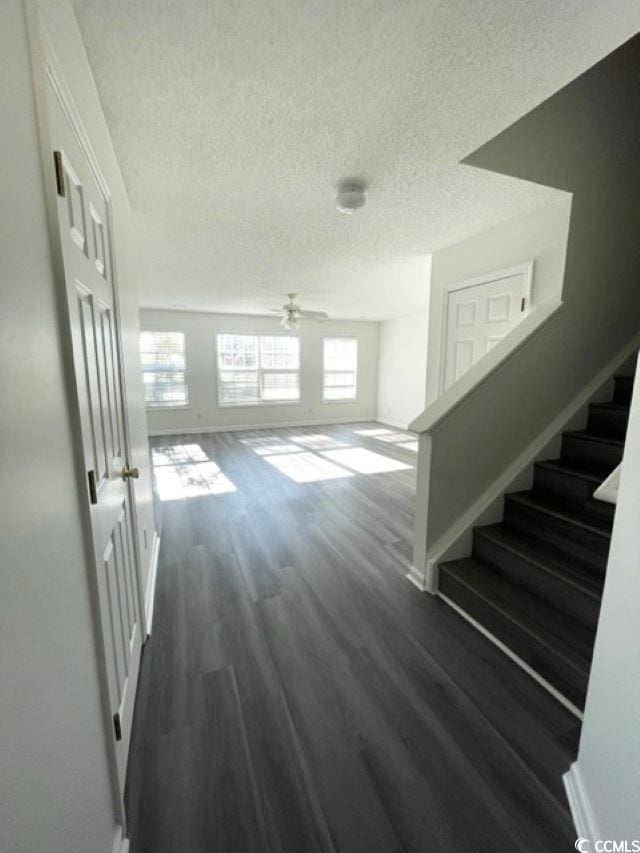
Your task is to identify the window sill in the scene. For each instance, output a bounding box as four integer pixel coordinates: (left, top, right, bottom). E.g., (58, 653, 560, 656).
(322, 398, 358, 405)
(146, 405, 192, 412)
(217, 400, 301, 409)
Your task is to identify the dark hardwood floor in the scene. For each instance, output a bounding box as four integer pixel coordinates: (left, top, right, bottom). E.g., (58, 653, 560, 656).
(126, 422, 579, 852)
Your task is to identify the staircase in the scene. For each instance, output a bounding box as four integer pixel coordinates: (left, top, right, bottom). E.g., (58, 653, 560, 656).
(439, 374, 634, 713)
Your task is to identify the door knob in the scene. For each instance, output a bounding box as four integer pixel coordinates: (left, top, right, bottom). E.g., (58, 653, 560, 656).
(122, 466, 139, 480)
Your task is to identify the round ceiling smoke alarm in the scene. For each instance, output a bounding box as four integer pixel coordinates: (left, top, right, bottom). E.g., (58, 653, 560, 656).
(336, 180, 367, 214)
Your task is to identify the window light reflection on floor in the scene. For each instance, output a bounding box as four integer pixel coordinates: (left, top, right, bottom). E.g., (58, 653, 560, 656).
(151, 444, 236, 500)
(290, 433, 347, 450)
(399, 441, 419, 452)
(375, 431, 414, 443)
(152, 443, 209, 466)
(322, 447, 412, 474)
(240, 437, 302, 456)
(154, 462, 236, 500)
(263, 451, 354, 483)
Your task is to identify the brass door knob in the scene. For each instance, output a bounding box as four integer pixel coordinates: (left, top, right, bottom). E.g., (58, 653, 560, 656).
(122, 466, 140, 480)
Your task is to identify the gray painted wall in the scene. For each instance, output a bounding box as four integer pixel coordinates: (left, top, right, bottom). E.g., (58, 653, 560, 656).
(141, 309, 379, 434)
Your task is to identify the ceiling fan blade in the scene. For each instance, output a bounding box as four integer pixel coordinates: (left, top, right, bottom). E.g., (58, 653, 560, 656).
(268, 308, 284, 313)
(298, 310, 328, 319)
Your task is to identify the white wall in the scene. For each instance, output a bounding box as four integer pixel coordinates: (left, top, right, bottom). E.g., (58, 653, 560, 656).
(570, 354, 640, 841)
(377, 312, 428, 429)
(425, 195, 571, 405)
(0, 1, 156, 850)
(141, 309, 379, 434)
(0, 2, 115, 851)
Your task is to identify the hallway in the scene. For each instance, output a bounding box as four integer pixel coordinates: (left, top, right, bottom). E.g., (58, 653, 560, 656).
(125, 423, 578, 852)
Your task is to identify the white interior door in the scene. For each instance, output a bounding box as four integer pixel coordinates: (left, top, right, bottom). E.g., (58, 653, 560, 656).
(46, 80, 142, 793)
(442, 267, 531, 391)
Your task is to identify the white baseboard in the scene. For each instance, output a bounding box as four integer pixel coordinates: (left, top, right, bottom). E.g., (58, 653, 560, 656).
(406, 565, 428, 592)
(376, 416, 410, 430)
(147, 415, 378, 436)
(564, 762, 600, 842)
(112, 826, 129, 853)
(422, 333, 640, 590)
(439, 592, 584, 719)
(144, 530, 160, 637)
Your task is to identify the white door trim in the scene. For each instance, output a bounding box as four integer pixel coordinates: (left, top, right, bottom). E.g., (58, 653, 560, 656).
(26, 6, 143, 838)
(438, 261, 534, 395)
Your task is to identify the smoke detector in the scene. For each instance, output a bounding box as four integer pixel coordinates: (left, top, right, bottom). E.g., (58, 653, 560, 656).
(336, 179, 367, 214)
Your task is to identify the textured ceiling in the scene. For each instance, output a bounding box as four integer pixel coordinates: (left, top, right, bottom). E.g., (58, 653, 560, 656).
(71, 0, 640, 319)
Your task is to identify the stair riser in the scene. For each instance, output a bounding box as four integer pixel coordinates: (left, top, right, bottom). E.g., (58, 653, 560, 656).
(439, 570, 588, 708)
(613, 377, 633, 405)
(532, 468, 616, 525)
(561, 434, 623, 471)
(472, 533, 601, 629)
(533, 465, 594, 504)
(504, 500, 609, 576)
(587, 406, 629, 439)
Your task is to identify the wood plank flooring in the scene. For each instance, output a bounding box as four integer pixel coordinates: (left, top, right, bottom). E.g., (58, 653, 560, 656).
(125, 422, 579, 852)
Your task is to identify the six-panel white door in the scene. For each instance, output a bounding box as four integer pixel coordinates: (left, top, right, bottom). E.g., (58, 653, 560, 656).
(47, 77, 142, 792)
(443, 268, 530, 391)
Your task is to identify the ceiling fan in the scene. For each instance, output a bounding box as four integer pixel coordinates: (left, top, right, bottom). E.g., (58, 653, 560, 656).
(269, 293, 328, 331)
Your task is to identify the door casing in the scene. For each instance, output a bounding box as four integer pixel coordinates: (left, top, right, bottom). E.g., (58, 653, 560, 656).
(438, 262, 533, 394)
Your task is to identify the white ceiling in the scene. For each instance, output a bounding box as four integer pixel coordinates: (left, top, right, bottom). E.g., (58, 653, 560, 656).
(71, 0, 640, 320)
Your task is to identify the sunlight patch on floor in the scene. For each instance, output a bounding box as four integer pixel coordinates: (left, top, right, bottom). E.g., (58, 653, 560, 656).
(322, 447, 413, 474)
(240, 437, 302, 456)
(152, 443, 236, 500)
(263, 451, 354, 483)
(398, 441, 418, 452)
(290, 433, 348, 450)
(152, 443, 209, 466)
(154, 461, 237, 500)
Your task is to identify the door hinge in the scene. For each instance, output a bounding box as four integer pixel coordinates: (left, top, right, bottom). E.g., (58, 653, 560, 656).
(113, 712, 122, 742)
(87, 469, 98, 505)
(53, 150, 65, 197)
(520, 297, 526, 312)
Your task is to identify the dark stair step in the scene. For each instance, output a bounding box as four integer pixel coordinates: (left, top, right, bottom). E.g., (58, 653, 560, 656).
(473, 523, 603, 628)
(561, 430, 624, 472)
(503, 490, 611, 576)
(612, 375, 634, 405)
(439, 557, 592, 708)
(533, 460, 615, 524)
(587, 402, 630, 440)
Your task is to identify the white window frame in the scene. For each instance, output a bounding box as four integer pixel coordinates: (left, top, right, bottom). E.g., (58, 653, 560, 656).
(140, 330, 189, 409)
(323, 336, 358, 403)
(215, 332, 301, 407)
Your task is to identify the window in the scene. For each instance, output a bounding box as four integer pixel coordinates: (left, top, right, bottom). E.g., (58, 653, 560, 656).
(323, 337, 357, 401)
(216, 333, 300, 405)
(140, 331, 188, 408)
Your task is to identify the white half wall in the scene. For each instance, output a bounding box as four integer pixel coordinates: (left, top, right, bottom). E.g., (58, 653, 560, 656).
(141, 309, 379, 434)
(425, 196, 572, 405)
(377, 312, 428, 429)
(567, 353, 640, 842)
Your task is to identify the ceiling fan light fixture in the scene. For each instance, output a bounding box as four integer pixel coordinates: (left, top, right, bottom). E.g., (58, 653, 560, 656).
(336, 179, 367, 214)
